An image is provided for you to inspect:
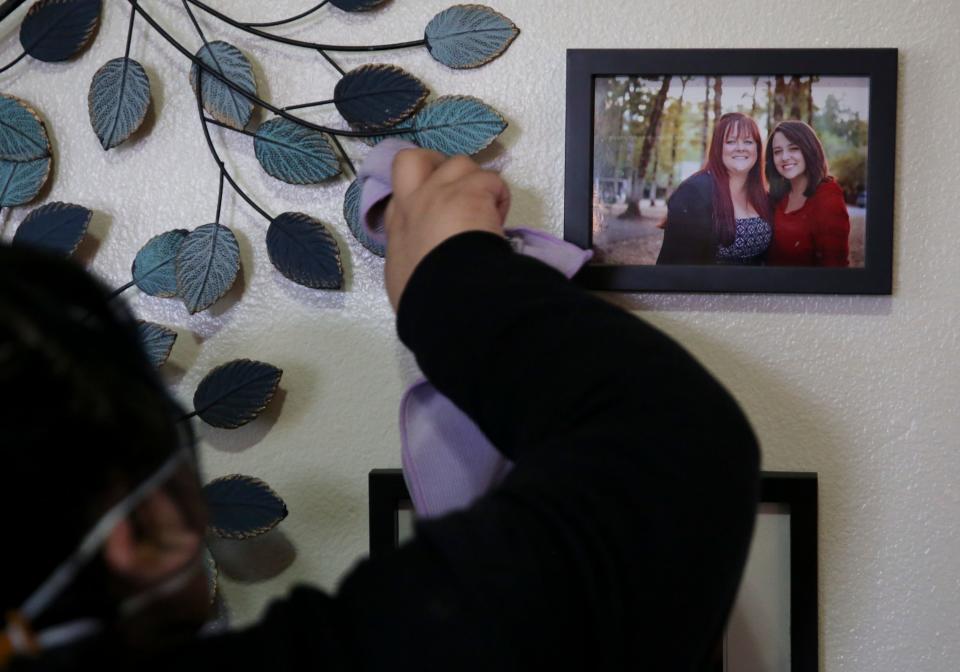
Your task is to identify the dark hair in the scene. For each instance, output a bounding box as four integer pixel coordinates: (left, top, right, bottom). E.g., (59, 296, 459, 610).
(700, 113, 771, 246)
(765, 120, 830, 202)
(0, 244, 193, 624)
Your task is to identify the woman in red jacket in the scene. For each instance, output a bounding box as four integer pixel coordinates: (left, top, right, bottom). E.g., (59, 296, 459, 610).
(765, 120, 850, 266)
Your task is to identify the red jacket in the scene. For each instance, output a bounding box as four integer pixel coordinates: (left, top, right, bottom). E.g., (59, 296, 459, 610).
(768, 178, 850, 267)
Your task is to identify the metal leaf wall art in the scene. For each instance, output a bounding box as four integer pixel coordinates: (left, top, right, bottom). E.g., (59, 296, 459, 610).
(0, 0, 519, 600)
(88, 57, 151, 149)
(190, 40, 257, 130)
(0, 94, 51, 206)
(19, 0, 102, 63)
(11, 201, 91, 257)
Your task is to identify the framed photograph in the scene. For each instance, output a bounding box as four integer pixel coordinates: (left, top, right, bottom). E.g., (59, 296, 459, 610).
(564, 49, 897, 294)
(369, 469, 818, 672)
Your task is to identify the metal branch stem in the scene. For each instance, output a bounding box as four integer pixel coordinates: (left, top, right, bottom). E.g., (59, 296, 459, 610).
(317, 48, 345, 76)
(123, 0, 139, 59)
(203, 116, 257, 138)
(0, 50, 26, 74)
(0, 0, 27, 24)
(214, 167, 225, 223)
(329, 133, 355, 177)
(123, 0, 412, 139)
(182, 0, 273, 223)
(107, 279, 137, 300)
(283, 98, 336, 111)
(241, 0, 329, 28)
(195, 84, 273, 223)
(184, 0, 427, 52)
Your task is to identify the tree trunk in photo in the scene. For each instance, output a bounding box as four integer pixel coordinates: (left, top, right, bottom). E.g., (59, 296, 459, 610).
(649, 145, 659, 206)
(788, 77, 803, 120)
(806, 76, 817, 125)
(666, 76, 691, 197)
(766, 78, 774, 134)
(619, 75, 672, 219)
(751, 76, 760, 117)
(701, 76, 711, 162)
(713, 75, 723, 123)
(773, 75, 786, 123)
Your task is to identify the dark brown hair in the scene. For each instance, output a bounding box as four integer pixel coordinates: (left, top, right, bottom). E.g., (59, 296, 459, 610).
(701, 113, 771, 246)
(766, 120, 830, 202)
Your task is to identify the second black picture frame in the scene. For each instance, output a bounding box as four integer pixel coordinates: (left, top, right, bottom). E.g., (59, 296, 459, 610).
(369, 469, 819, 672)
(564, 48, 897, 294)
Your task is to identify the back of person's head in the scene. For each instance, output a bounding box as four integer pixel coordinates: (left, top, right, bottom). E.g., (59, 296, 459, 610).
(0, 244, 198, 648)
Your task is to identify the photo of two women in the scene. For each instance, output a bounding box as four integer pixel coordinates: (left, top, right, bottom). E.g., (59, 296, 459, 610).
(592, 75, 869, 268)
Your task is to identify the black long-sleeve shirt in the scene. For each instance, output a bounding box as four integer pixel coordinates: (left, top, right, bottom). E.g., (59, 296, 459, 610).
(21, 232, 760, 671)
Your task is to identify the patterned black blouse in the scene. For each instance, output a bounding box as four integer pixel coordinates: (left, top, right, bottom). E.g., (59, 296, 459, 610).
(716, 216, 772, 264)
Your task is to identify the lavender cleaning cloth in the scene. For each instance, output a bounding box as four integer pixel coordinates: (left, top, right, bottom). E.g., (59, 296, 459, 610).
(360, 140, 593, 518)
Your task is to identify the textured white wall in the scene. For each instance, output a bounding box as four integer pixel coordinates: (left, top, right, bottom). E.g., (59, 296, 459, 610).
(2, 0, 959, 669)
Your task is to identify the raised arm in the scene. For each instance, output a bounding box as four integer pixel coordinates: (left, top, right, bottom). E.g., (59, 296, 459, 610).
(338, 151, 760, 670)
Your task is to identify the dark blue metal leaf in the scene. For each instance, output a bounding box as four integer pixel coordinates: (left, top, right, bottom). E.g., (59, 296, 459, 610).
(329, 0, 386, 11)
(12, 201, 91, 257)
(136, 321, 177, 368)
(204, 474, 288, 540)
(267, 212, 343, 289)
(19, 0, 102, 63)
(132, 229, 189, 298)
(189, 41, 257, 130)
(371, 95, 507, 156)
(0, 156, 51, 207)
(424, 4, 519, 69)
(193, 359, 283, 429)
(0, 94, 51, 162)
(88, 57, 152, 150)
(176, 223, 241, 314)
(334, 64, 428, 129)
(254, 118, 341, 185)
(344, 179, 384, 257)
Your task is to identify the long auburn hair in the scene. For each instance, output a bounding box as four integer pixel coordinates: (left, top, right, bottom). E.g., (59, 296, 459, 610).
(766, 120, 830, 202)
(700, 112, 771, 246)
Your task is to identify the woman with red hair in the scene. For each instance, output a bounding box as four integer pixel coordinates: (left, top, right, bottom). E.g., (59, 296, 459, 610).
(766, 120, 850, 266)
(657, 112, 773, 265)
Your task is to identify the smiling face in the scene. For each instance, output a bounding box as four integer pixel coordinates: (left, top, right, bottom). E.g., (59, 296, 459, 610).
(721, 122, 758, 176)
(771, 131, 807, 181)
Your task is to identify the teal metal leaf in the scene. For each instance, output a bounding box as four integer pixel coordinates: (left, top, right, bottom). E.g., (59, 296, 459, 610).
(19, 0, 102, 63)
(329, 0, 386, 11)
(176, 223, 241, 314)
(12, 201, 91, 257)
(266, 212, 343, 289)
(204, 474, 288, 539)
(88, 57, 152, 150)
(193, 359, 283, 429)
(424, 4, 519, 69)
(334, 64, 428, 129)
(254, 118, 341, 185)
(132, 229, 189, 298)
(0, 156, 51, 208)
(189, 41, 257, 130)
(136, 321, 177, 368)
(0, 95, 51, 162)
(371, 95, 507, 156)
(344, 179, 384, 257)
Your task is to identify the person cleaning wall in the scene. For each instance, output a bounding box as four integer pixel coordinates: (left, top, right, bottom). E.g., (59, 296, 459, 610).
(0, 148, 759, 671)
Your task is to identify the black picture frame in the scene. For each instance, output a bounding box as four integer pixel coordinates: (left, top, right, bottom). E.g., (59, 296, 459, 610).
(564, 48, 897, 294)
(369, 469, 818, 671)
